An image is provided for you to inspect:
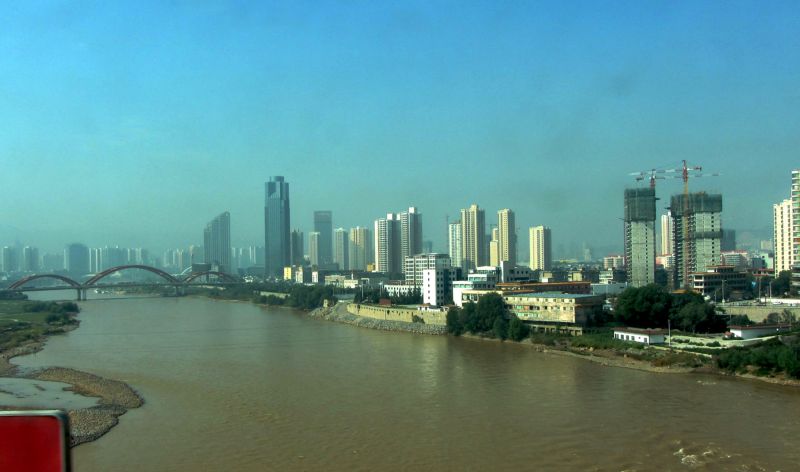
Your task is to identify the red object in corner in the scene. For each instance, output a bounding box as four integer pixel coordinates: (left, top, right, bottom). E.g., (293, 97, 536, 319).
(0, 411, 70, 472)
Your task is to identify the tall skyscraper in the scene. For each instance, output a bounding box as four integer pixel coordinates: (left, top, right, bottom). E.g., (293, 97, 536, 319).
(624, 188, 656, 287)
(265, 176, 290, 277)
(774, 199, 794, 273)
(529, 226, 552, 271)
(397, 207, 423, 263)
(460, 204, 485, 271)
(448, 221, 463, 270)
(670, 192, 723, 288)
(792, 170, 800, 266)
(374, 214, 401, 273)
(334, 228, 349, 271)
(1, 246, 19, 273)
(348, 226, 372, 271)
(660, 212, 673, 256)
(290, 229, 304, 266)
(309, 232, 321, 266)
(314, 211, 333, 266)
(64, 243, 90, 275)
(498, 208, 516, 266)
(22, 246, 39, 272)
(204, 211, 231, 273)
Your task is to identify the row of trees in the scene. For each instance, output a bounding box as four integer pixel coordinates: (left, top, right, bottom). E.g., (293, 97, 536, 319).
(446, 293, 530, 341)
(717, 336, 800, 378)
(613, 285, 727, 333)
(255, 284, 336, 310)
(353, 287, 422, 305)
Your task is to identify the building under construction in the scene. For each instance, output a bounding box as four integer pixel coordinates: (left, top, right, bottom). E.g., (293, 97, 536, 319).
(624, 188, 656, 287)
(670, 192, 723, 289)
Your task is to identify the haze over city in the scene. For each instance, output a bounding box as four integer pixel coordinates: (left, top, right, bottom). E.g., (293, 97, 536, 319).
(2, 1, 798, 255)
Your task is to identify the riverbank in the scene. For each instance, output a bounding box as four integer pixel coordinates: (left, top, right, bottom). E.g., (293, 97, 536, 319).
(308, 303, 447, 335)
(0, 301, 144, 446)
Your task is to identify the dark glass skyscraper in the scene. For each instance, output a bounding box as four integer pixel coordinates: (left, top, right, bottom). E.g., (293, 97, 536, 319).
(204, 211, 231, 273)
(313, 211, 333, 266)
(265, 176, 290, 277)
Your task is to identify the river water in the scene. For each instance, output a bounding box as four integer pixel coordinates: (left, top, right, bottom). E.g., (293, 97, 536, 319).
(12, 294, 800, 471)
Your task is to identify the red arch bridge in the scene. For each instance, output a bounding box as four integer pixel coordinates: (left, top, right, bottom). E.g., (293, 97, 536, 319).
(2, 265, 244, 300)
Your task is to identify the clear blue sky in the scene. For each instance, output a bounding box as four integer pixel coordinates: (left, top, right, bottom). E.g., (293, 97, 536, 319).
(2, 1, 798, 257)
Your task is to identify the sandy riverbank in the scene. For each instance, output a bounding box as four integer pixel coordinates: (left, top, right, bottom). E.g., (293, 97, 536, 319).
(0, 320, 144, 446)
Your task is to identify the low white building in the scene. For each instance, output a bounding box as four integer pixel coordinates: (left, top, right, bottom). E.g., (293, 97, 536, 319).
(613, 328, 667, 345)
(728, 324, 791, 340)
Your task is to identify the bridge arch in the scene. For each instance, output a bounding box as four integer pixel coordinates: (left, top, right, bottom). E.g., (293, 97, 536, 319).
(85, 265, 180, 286)
(184, 271, 241, 283)
(9, 274, 81, 290)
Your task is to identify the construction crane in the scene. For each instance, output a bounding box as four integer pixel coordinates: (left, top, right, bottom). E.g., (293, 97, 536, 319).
(629, 161, 719, 289)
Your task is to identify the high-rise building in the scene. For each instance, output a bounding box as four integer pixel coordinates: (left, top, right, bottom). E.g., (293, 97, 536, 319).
(529, 226, 552, 271)
(334, 228, 349, 271)
(203, 211, 231, 273)
(792, 170, 800, 267)
(489, 227, 500, 267)
(397, 207, 423, 263)
(448, 222, 463, 271)
(348, 226, 372, 271)
(308, 232, 321, 266)
(22, 246, 39, 272)
(313, 211, 333, 266)
(460, 204, 486, 271)
(624, 188, 656, 287)
(721, 229, 736, 252)
(64, 243, 90, 276)
(1, 246, 19, 273)
(660, 212, 673, 256)
(290, 229, 304, 266)
(374, 214, 401, 273)
(498, 208, 516, 266)
(265, 176, 290, 277)
(774, 199, 794, 273)
(670, 192, 723, 288)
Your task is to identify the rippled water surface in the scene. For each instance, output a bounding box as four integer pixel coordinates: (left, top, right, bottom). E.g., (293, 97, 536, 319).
(15, 294, 800, 471)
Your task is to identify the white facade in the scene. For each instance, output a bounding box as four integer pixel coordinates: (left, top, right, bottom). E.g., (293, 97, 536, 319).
(529, 226, 552, 271)
(498, 208, 516, 266)
(729, 324, 791, 340)
(374, 214, 400, 273)
(660, 211, 673, 256)
(308, 231, 320, 266)
(448, 222, 463, 271)
(397, 207, 423, 267)
(348, 226, 372, 271)
(774, 199, 793, 273)
(460, 204, 485, 271)
(613, 329, 666, 345)
(333, 228, 349, 271)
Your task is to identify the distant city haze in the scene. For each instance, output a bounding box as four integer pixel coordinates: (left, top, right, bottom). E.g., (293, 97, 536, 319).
(2, 2, 796, 256)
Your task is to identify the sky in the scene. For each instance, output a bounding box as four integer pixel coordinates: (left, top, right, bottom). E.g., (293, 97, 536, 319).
(1, 1, 799, 259)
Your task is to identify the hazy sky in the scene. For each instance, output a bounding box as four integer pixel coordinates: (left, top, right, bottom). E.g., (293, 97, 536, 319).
(2, 1, 798, 257)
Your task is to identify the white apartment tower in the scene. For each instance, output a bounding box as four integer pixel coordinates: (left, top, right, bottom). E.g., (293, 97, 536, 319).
(529, 226, 552, 271)
(397, 207, 423, 263)
(348, 226, 372, 271)
(460, 204, 486, 271)
(660, 211, 673, 256)
(498, 208, 516, 266)
(374, 214, 401, 273)
(774, 199, 793, 273)
(333, 228, 349, 271)
(448, 222, 463, 271)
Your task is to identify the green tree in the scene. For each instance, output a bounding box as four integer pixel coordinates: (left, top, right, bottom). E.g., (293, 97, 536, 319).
(493, 316, 509, 340)
(771, 271, 792, 298)
(508, 317, 530, 341)
(446, 307, 464, 335)
(475, 292, 509, 333)
(614, 285, 671, 328)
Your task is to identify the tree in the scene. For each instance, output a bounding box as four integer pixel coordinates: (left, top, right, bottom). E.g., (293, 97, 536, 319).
(671, 301, 726, 333)
(614, 285, 671, 328)
(476, 292, 509, 333)
(493, 317, 509, 340)
(771, 271, 792, 298)
(508, 317, 530, 341)
(446, 307, 464, 335)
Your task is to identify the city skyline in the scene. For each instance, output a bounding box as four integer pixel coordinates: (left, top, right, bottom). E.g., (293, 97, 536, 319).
(2, 2, 796, 254)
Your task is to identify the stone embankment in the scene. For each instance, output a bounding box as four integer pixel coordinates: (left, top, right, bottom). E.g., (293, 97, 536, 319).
(26, 367, 144, 446)
(309, 303, 447, 335)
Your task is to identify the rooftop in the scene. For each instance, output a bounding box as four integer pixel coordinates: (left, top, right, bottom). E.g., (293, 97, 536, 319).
(613, 327, 668, 335)
(505, 292, 600, 300)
